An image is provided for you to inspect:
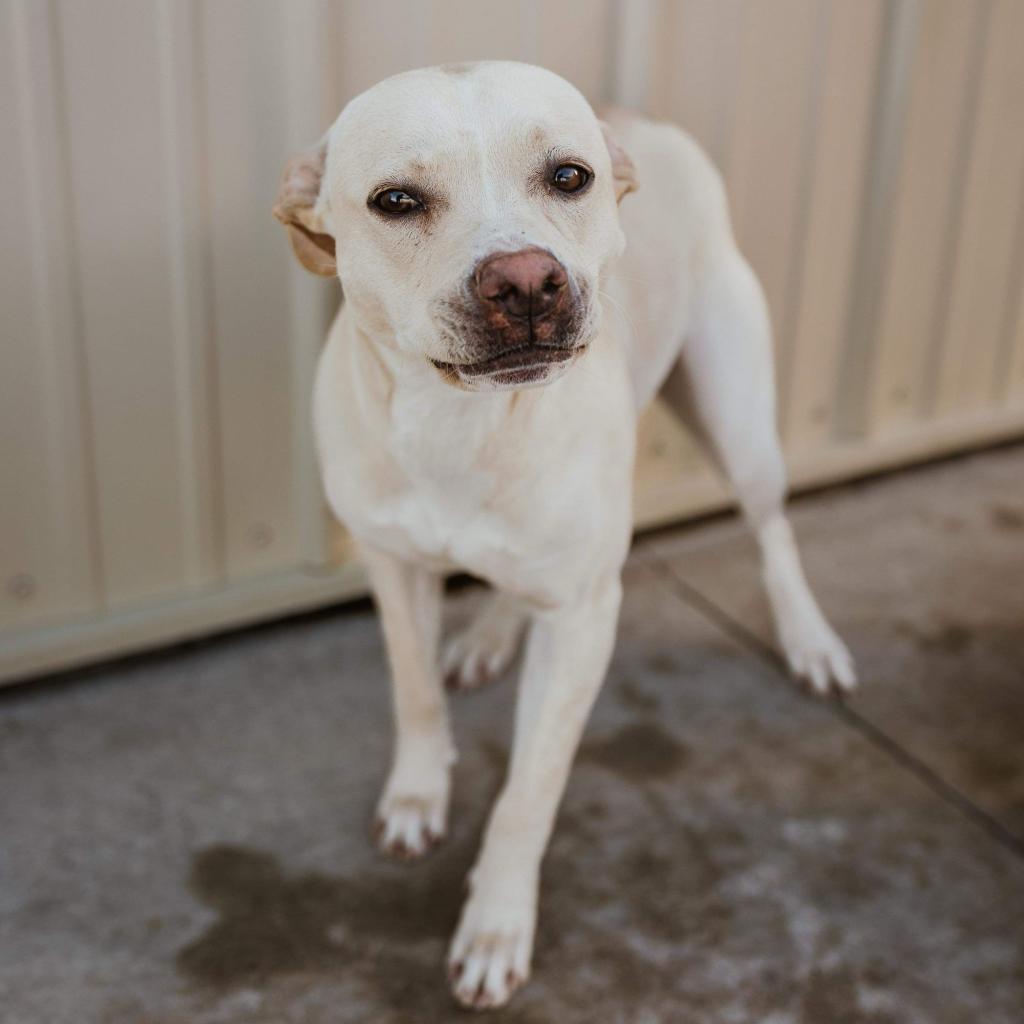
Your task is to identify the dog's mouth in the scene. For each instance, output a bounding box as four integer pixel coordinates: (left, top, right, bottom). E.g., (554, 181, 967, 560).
(431, 343, 583, 389)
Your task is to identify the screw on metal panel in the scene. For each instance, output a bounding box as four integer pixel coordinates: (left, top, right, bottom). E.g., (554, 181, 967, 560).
(7, 574, 35, 600)
(248, 523, 273, 549)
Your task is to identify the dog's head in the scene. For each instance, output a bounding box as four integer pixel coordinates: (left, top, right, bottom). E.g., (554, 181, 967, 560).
(273, 62, 636, 391)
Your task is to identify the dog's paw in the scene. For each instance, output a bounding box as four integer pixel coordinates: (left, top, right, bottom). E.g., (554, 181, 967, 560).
(374, 757, 449, 859)
(448, 875, 535, 1009)
(442, 608, 524, 692)
(374, 793, 446, 859)
(778, 614, 856, 695)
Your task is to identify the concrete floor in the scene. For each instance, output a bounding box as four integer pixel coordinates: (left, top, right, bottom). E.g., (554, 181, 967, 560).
(2, 446, 1023, 1024)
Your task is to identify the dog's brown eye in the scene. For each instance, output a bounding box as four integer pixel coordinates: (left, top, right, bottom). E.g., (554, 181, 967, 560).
(551, 164, 590, 194)
(373, 189, 422, 215)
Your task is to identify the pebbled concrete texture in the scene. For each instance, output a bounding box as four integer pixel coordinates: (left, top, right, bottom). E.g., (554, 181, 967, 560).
(1, 445, 1023, 1023)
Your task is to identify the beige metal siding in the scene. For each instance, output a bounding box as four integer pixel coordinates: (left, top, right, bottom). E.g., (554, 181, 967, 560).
(2, 0, 1023, 683)
(629, 0, 1024, 523)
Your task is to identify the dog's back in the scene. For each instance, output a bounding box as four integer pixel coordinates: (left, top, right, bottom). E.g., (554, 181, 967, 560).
(602, 111, 736, 409)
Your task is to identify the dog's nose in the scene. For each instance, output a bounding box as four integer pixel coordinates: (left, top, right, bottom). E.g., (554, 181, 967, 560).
(475, 248, 568, 320)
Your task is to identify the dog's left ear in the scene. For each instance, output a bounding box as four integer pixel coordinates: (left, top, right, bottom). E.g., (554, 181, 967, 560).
(272, 140, 337, 278)
(600, 123, 638, 203)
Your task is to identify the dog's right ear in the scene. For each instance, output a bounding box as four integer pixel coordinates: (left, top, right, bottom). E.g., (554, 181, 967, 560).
(600, 122, 638, 203)
(272, 140, 337, 278)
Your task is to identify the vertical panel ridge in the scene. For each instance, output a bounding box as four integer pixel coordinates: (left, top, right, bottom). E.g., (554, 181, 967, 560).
(610, 0, 657, 109)
(836, 0, 920, 438)
(933, 0, 1024, 414)
(863, 0, 983, 435)
(35, 0, 108, 610)
(783, 0, 885, 451)
(920, 0, 994, 418)
(283, 0, 333, 568)
(776, 0, 831, 417)
(1000, 189, 1024, 403)
(154, 0, 221, 588)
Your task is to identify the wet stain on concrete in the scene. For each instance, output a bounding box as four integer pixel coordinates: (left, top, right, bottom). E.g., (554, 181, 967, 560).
(616, 677, 660, 712)
(478, 737, 510, 777)
(991, 504, 1024, 531)
(177, 844, 469, 989)
(175, 832, 742, 1020)
(645, 652, 680, 675)
(141, 790, 944, 1021)
(353, 943, 471, 1022)
(161, 722, 710, 1012)
(580, 722, 688, 781)
(899, 621, 975, 655)
(928, 623, 975, 654)
(961, 747, 1022, 790)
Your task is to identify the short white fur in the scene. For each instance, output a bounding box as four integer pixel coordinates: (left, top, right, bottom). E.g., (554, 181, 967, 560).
(276, 61, 855, 1011)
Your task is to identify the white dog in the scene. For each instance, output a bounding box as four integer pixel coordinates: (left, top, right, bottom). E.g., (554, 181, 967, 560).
(274, 61, 854, 1010)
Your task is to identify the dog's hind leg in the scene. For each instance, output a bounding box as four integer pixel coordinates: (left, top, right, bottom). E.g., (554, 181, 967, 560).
(442, 589, 527, 691)
(362, 543, 453, 858)
(662, 244, 855, 694)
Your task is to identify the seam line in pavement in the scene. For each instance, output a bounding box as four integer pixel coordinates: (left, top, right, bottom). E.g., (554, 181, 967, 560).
(648, 558, 1024, 862)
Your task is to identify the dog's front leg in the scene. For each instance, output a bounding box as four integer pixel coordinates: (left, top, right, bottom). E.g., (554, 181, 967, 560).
(449, 575, 623, 1009)
(362, 544, 452, 859)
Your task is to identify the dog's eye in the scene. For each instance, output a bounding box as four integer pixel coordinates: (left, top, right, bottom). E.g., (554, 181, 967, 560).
(551, 164, 590, 194)
(373, 189, 423, 215)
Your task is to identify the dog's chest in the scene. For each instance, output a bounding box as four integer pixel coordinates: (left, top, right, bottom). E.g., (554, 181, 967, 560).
(316, 331, 636, 601)
(372, 452, 510, 567)
(333, 391, 538, 576)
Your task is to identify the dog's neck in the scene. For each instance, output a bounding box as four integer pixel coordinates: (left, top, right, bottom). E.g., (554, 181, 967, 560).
(345, 316, 545, 473)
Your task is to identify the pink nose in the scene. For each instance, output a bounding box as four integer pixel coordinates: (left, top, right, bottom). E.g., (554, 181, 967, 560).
(475, 248, 569, 320)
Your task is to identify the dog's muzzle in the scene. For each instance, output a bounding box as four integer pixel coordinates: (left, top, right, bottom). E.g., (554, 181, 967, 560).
(432, 247, 589, 388)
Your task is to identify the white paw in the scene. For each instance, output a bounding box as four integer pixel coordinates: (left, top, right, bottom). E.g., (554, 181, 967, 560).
(778, 613, 856, 695)
(374, 753, 449, 860)
(760, 518, 856, 696)
(448, 873, 535, 1009)
(442, 607, 524, 692)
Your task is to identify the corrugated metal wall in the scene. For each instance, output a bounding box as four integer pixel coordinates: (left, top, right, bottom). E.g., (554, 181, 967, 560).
(3, 0, 1023, 683)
